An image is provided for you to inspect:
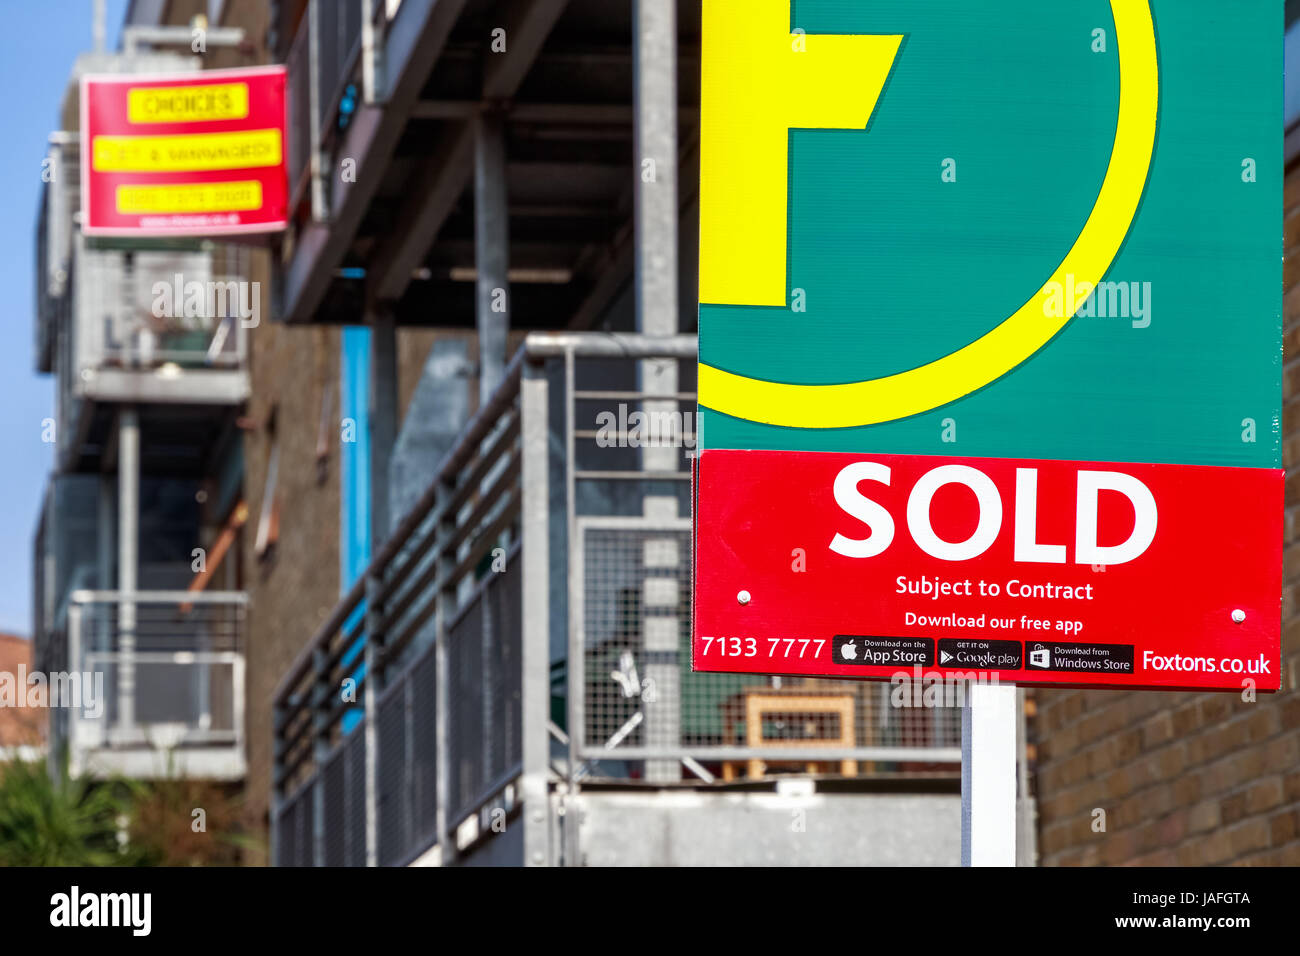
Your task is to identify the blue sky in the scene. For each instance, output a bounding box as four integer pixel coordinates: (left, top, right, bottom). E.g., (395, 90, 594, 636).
(0, 1, 127, 635)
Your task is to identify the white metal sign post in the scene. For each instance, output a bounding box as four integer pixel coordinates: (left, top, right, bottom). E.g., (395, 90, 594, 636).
(961, 683, 1018, 866)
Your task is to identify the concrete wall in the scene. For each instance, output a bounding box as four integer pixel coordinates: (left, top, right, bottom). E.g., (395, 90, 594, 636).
(567, 792, 961, 867)
(1030, 167, 1300, 867)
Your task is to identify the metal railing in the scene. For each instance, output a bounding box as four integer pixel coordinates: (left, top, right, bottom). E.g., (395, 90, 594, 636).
(35, 134, 78, 376)
(273, 330, 541, 866)
(60, 590, 247, 780)
(271, 332, 961, 866)
(97, 246, 253, 371)
(49, 240, 253, 468)
(285, 0, 386, 220)
(285, 9, 313, 211)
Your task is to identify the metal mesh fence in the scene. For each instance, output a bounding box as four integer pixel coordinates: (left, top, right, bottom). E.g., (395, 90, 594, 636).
(446, 558, 524, 825)
(322, 745, 346, 866)
(411, 648, 438, 849)
(377, 680, 409, 866)
(277, 782, 315, 868)
(580, 525, 961, 780)
(344, 729, 366, 866)
(485, 561, 523, 785)
(447, 592, 485, 822)
(89, 658, 236, 732)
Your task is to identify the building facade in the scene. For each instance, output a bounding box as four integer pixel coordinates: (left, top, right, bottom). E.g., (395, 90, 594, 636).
(31, 0, 1298, 868)
(31, 0, 267, 783)
(260, 0, 971, 867)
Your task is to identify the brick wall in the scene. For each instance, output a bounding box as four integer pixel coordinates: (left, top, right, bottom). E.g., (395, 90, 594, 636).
(241, 322, 342, 858)
(1031, 168, 1300, 867)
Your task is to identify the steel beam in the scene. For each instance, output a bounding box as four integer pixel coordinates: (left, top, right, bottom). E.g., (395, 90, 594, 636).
(280, 0, 470, 324)
(370, 124, 475, 304)
(369, 306, 399, 540)
(475, 112, 510, 404)
(484, 0, 571, 99)
(411, 101, 635, 123)
(366, 0, 569, 306)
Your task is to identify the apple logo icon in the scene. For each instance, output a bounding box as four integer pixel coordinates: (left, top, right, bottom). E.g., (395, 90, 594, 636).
(840, 641, 857, 661)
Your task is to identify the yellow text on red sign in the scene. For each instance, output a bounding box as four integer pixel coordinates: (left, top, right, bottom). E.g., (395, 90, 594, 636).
(115, 181, 263, 214)
(91, 128, 282, 173)
(127, 83, 250, 124)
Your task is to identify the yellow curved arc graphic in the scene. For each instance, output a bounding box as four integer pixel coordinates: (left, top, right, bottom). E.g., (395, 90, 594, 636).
(699, 0, 1159, 429)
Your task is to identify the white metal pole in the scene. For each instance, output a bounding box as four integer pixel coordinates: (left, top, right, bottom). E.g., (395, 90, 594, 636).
(634, 0, 681, 785)
(960, 681, 1017, 866)
(118, 406, 139, 736)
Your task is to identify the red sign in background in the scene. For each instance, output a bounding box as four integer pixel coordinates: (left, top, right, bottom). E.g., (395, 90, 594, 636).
(693, 449, 1281, 691)
(81, 66, 288, 237)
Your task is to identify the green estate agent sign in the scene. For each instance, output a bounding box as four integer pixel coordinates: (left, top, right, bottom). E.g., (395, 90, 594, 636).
(693, 0, 1283, 693)
(698, 0, 1280, 468)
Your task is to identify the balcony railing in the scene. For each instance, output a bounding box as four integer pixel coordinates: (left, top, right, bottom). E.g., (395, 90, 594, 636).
(271, 332, 962, 867)
(286, 0, 386, 219)
(49, 239, 253, 469)
(59, 590, 247, 781)
(36, 134, 78, 375)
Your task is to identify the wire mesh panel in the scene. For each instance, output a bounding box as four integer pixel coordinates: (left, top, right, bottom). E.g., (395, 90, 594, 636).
(485, 560, 522, 785)
(581, 525, 696, 775)
(580, 525, 962, 779)
(446, 593, 485, 823)
(443, 556, 525, 827)
(377, 678, 410, 866)
(89, 658, 237, 732)
(277, 781, 315, 868)
(410, 646, 438, 850)
(274, 800, 295, 868)
(321, 744, 346, 866)
(344, 728, 366, 867)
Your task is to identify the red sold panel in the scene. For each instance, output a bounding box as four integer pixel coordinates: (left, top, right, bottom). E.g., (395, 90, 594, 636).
(693, 449, 1281, 691)
(81, 66, 288, 237)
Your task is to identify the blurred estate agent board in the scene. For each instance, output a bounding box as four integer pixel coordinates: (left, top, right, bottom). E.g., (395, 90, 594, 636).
(81, 66, 288, 237)
(693, 0, 1282, 691)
